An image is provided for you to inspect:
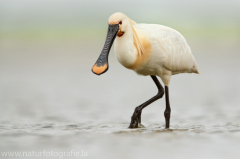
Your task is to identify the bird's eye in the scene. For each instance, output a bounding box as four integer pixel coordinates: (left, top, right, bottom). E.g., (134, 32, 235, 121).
(119, 21, 122, 24)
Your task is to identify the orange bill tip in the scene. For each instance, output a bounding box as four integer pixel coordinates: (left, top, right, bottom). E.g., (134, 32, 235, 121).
(92, 63, 108, 75)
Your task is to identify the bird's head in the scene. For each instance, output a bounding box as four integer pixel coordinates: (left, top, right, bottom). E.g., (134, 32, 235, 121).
(92, 12, 134, 75)
(108, 12, 129, 37)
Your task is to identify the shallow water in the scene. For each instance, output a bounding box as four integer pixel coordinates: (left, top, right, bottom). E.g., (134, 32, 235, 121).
(0, 39, 240, 158)
(2, 123, 240, 135)
(1, 122, 240, 158)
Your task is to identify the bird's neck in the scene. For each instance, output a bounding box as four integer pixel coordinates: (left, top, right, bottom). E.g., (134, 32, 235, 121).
(114, 26, 137, 69)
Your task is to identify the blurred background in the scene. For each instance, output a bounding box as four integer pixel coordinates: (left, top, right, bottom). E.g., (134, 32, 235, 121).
(0, 0, 240, 159)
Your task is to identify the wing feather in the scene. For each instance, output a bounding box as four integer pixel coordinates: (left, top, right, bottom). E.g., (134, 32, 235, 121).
(133, 24, 199, 74)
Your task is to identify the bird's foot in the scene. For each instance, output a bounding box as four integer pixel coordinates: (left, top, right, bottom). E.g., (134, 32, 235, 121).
(138, 123, 145, 128)
(129, 116, 138, 128)
(129, 107, 144, 129)
(128, 116, 145, 128)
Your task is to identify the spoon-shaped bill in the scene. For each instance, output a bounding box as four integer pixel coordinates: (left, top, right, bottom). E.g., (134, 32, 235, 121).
(92, 24, 119, 75)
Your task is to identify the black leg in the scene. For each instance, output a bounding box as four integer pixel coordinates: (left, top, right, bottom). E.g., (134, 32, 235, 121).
(129, 75, 164, 128)
(164, 86, 171, 129)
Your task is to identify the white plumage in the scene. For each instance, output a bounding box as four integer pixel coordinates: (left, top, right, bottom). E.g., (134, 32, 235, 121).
(134, 24, 198, 74)
(112, 13, 199, 86)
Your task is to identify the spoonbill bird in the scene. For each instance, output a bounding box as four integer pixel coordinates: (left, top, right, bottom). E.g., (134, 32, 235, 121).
(92, 12, 199, 129)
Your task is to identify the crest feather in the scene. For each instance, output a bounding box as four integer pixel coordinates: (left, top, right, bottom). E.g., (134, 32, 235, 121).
(128, 19, 146, 57)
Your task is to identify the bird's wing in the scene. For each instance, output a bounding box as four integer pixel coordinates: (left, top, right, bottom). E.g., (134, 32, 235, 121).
(159, 28, 194, 72)
(135, 24, 198, 73)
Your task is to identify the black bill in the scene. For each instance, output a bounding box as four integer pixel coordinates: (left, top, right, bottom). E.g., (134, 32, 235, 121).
(92, 24, 119, 75)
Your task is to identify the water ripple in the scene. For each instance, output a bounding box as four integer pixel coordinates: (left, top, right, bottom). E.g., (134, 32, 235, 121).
(0, 123, 240, 136)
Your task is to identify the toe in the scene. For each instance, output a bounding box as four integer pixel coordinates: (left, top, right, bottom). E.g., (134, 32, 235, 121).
(138, 123, 145, 128)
